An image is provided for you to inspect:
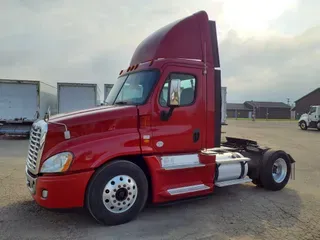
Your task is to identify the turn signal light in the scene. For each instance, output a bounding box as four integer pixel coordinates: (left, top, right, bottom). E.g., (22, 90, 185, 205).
(139, 115, 151, 128)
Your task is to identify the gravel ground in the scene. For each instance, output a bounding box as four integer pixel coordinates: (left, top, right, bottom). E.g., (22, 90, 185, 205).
(0, 119, 319, 240)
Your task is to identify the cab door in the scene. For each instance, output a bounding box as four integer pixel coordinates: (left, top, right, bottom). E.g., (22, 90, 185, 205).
(151, 64, 206, 154)
(308, 106, 318, 127)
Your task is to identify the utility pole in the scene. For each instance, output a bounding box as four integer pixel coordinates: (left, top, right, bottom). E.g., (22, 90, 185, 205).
(287, 98, 291, 120)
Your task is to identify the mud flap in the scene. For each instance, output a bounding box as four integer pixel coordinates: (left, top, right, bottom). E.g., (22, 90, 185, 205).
(287, 154, 296, 180)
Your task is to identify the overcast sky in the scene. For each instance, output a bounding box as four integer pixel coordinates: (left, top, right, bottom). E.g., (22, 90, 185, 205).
(0, 0, 319, 104)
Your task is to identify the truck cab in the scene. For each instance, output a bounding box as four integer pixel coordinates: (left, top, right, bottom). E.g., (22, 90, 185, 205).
(25, 11, 295, 226)
(298, 105, 320, 130)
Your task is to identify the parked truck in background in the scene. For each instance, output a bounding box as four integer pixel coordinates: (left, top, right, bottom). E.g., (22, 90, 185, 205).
(57, 83, 100, 113)
(298, 105, 320, 130)
(0, 79, 57, 136)
(104, 84, 114, 101)
(24, 11, 296, 226)
(221, 86, 227, 125)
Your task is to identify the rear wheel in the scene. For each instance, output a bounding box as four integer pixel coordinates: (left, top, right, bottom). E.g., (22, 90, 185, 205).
(252, 179, 263, 188)
(86, 160, 148, 226)
(299, 121, 307, 130)
(259, 150, 292, 191)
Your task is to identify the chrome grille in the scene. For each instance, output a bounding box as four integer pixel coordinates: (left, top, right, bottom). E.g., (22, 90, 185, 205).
(26, 120, 48, 174)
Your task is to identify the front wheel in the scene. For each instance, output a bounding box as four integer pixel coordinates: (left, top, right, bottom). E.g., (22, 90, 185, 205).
(299, 121, 307, 130)
(259, 150, 292, 191)
(86, 160, 148, 226)
(317, 121, 320, 131)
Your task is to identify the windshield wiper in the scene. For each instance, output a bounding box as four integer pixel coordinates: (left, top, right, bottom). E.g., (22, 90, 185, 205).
(114, 101, 128, 105)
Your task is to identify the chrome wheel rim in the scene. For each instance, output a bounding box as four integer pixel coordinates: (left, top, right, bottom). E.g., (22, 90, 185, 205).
(272, 158, 287, 183)
(102, 175, 138, 214)
(301, 122, 305, 128)
(317, 122, 320, 129)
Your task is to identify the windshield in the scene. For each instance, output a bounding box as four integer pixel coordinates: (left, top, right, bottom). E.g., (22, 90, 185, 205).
(309, 106, 316, 114)
(105, 70, 160, 105)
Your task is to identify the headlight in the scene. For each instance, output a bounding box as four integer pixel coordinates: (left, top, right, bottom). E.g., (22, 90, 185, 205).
(40, 152, 74, 173)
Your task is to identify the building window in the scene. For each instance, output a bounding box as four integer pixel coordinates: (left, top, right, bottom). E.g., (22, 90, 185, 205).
(159, 73, 197, 107)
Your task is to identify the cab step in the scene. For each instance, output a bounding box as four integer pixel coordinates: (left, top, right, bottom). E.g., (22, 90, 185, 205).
(215, 177, 252, 187)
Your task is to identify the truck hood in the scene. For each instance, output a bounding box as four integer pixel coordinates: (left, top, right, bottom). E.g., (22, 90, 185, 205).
(46, 105, 138, 139)
(49, 105, 116, 121)
(49, 105, 136, 123)
(41, 104, 139, 166)
(299, 113, 308, 121)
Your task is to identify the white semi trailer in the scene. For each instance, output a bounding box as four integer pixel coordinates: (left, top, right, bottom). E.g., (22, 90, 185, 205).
(0, 79, 57, 136)
(57, 83, 100, 114)
(221, 86, 227, 125)
(104, 84, 114, 101)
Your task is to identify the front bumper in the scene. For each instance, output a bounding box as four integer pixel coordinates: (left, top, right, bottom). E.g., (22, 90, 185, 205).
(26, 168, 94, 209)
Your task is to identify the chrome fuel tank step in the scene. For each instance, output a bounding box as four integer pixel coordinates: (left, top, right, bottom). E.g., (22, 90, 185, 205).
(202, 149, 252, 186)
(215, 177, 252, 187)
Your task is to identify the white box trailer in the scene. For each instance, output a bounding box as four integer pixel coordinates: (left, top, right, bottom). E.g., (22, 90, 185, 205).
(104, 84, 114, 101)
(0, 79, 57, 136)
(57, 82, 100, 113)
(221, 86, 227, 125)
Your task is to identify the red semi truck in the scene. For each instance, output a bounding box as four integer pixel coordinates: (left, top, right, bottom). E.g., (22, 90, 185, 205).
(25, 11, 296, 226)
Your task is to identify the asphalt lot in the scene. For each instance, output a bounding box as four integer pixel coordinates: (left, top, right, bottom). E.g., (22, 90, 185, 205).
(1, 119, 319, 240)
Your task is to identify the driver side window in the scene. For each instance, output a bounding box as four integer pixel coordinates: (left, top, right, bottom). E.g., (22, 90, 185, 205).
(159, 73, 197, 107)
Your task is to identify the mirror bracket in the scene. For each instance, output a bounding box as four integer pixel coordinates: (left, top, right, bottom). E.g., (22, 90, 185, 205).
(160, 107, 175, 121)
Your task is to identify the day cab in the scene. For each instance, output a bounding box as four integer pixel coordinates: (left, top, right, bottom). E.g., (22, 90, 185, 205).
(298, 105, 320, 130)
(25, 11, 296, 226)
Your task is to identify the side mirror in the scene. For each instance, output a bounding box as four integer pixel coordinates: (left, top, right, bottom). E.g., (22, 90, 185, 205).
(160, 79, 181, 121)
(168, 79, 181, 107)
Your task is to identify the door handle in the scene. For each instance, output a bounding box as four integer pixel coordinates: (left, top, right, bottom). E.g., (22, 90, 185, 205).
(193, 129, 200, 143)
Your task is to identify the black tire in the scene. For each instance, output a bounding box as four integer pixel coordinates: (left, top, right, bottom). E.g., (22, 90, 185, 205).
(259, 150, 292, 191)
(299, 121, 307, 130)
(252, 179, 264, 188)
(317, 121, 320, 131)
(86, 160, 148, 226)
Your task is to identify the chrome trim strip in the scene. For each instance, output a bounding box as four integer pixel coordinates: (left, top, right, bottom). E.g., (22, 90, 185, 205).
(215, 177, 252, 187)
(216, 157, 251, 164)
(167, 184, 210, 195)
(160, 154, 201, 169)
(163, 163, 205, 170)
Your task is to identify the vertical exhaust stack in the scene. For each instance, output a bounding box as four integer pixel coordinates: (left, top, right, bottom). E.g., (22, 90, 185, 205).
(209, 20, 222, 147)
